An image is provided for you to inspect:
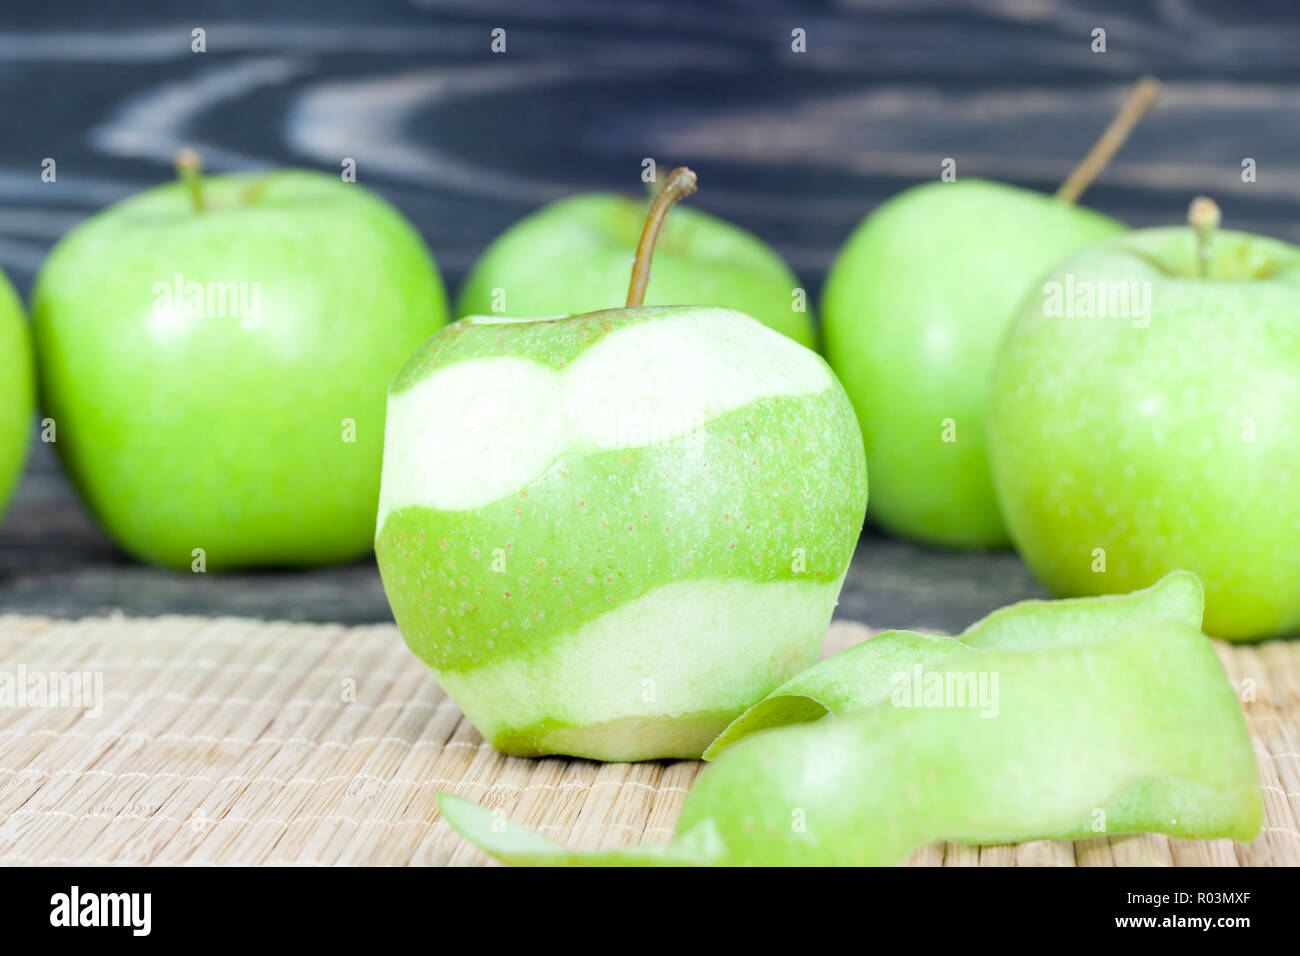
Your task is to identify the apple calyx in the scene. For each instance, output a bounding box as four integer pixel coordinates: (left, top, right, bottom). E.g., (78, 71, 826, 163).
(1055, 75, 1162, 205)
(626, 166, 697, 307)
(174, 147, 206, 213)
(1188, 196, 1221, 278)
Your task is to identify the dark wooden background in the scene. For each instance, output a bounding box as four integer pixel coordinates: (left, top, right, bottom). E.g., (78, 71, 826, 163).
(0, 0, 1295, 631)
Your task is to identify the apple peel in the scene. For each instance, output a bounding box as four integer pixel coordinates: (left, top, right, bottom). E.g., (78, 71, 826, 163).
(439, 575, 1260, 866)
(704, 570, 1204, 758)
(700, 629, 963, 759)
(437, 794, 707, 867)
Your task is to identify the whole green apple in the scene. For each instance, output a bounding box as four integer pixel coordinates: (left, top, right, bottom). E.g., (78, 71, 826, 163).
(456, 191, 817, 349)
(988, 199, 1300, 640)
(31, 155, 447, 569)
(823, 181, 1123, 547)
(822, 78, 1162, 547)
(0, 268, 33, 517)
(377, 170, 867, 761)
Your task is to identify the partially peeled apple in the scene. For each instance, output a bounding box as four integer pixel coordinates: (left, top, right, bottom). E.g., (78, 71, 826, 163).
(376, 169, 868, 761)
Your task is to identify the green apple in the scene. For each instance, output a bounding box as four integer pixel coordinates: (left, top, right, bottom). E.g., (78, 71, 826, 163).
(31, 154, 447, 569)
(822, 78, 1163, 547)
(377, 170, 866, 761)
(823, 181, 1123, 547)
(456, 191, 817, 349)
(0, 268, 33, 517)
(988, 198, 1300, 640)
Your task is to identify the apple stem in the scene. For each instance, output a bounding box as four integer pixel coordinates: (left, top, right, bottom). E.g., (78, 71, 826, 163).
(1055, 75, 1162, 205)
(174, 147, 206, 213)
(626, 166, 697, 307)
(1188, 196, 1221, 278)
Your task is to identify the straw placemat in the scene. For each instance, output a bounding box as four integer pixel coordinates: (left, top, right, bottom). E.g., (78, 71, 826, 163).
(0, 613, 1296, 866)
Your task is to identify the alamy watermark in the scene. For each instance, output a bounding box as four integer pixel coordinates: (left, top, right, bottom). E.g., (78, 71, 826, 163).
(50, 885, 150, 936)
(1042, 274, 1152, 328)
(152, 273, 261, 328)
(891, 665, 999, 717)
(0, 665, 103, 718)
(588, 406, 709, 453)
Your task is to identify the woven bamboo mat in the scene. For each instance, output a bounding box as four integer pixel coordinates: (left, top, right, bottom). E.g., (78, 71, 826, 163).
(0, 613, 1296, 867)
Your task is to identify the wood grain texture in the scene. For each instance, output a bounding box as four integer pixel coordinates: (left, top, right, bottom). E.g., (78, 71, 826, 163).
(0, 0, 1296, 625)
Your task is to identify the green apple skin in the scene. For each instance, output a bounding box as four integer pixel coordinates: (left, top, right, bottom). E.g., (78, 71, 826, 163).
(31, 170, 447, 569)
(0, 269, 34, 518)
(822, 179, 1124, 547)
(456, 194, 817, 349)
(375, 306, 867, 761)
(989, 227, 1300, 641)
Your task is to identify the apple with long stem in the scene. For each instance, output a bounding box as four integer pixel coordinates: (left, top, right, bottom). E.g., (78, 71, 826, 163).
(31, 152, 448, 569)
(376, 168, 867, 761)
(456, 179, 817, 349)
(822, 77, 1160, 547)
(0, 268, 33, 519)
(989, 197, 1300, 640)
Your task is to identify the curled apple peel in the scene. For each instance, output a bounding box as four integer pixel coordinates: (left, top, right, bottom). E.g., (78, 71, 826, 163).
(438, 573, 1261, 866)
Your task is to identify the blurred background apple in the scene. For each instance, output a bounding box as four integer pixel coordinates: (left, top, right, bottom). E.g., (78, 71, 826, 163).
(31, 164, 447, 569)
(989, 208, 1300, 640)
(0, 268, 32, 520)
(457, 192, 817, 348)
(823, 179, 1123, 547)
(0, 0, 1295, 637)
